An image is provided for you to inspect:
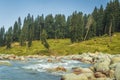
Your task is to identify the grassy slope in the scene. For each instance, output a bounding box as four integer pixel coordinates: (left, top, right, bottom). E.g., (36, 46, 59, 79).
(0, 33, 120, 56)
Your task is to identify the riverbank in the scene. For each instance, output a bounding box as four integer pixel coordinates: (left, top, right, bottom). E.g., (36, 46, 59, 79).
(0, 52, 120, 80)
(60, 52, 120, 80)
(0, 33, 120, 56)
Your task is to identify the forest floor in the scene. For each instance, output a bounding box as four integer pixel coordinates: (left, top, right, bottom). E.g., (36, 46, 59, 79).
(0, 33, 120, 56)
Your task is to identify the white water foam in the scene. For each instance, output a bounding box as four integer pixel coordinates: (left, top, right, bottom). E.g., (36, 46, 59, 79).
(22, 59, 89, 74)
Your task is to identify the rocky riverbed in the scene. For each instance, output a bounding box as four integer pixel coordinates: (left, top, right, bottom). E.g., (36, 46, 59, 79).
(0, 52, 120, 80)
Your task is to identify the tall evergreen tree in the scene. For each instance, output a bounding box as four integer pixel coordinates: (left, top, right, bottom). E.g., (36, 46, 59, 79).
(70, 11, 84, 43)
(6, 27, 13, 49)
(41, 29, 50, 50)
(20, 17, 27, 46)
(13, 21, 19, 42)
(18, 17, 22, 40)
(27, 23, 33, 47)
(45, 14, 54, 38)
(0, 26, 5, 46)
(54, 14, 66, 39)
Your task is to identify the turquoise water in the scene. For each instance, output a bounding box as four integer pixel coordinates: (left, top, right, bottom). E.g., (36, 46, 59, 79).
(0, 58, 91, 80)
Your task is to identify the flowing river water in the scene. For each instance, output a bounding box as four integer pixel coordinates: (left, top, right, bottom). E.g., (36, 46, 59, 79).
(0, 57, 92, 80)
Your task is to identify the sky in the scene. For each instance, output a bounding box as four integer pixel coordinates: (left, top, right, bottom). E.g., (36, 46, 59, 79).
(0, 0, 110, 30)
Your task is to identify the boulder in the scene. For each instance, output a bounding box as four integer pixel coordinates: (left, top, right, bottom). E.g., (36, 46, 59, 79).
(115, 63, 120, 80)
(47, 59, 53, 63)
(94, 61, 110, 73)
(47, 66, 66, 72)
(94, 72, 106, 78)
(73, 67, 93, 75)
(109, 63, 118, 70)
(61, 73, 88, 80)
(109, 70, 115, 79)
(96, 78, 113, 80)
(55, 66, 66, 72)
(72, 67, 95, 80)
(83, 73, 95, 80)
(111, 57, 120, 64)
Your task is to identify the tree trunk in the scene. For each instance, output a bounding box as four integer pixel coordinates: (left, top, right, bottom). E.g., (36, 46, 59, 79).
(84, 27, 90, 41)
(109, 22, 112, 42)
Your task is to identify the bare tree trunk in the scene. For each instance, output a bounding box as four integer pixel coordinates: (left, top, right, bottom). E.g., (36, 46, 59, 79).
(109, 22, 112, 42)
(84, 15, 93, 41)
(84, 27, 90, 41)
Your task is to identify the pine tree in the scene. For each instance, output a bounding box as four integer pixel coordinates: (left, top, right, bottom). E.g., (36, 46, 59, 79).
(0, 26, 5, 46)
(27, 23, 34, 47)
(13, 21, 19, 42)
(45, 14, 54, 38)
(70, 11, 84, 43)
(18, 17, 22, 40)
(41, 29, 50, 50)
(6, 27, 13, 49)
(54, 14, 66, 39)
(19, 17, 27, 46)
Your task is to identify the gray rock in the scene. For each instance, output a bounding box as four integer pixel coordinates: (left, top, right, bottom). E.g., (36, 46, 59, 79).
(94, 61, 110, 73)
(115, 63, 120, 80)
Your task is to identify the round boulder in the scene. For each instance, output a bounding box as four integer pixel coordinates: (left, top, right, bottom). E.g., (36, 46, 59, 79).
(111, 57, 120, 64)
(115, 63, 120, 80)
(61, 73, 88, 80)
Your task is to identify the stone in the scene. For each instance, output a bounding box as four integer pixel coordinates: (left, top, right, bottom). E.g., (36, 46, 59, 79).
(109, 63, 118, 70)
(115, 63, 120, 80)
(83, 73, 95, 80)
(55, 66, 66, 72)
(111, 57, 120, 64)
(47, 59, 53, 63)
(96, 78, 113, 80)
(72, 67, 93, 75)
(94, 61, 110, 73)
(109, 70, 115, 79)
(94, 72, 106, 78)
(61, 73, 88, 80)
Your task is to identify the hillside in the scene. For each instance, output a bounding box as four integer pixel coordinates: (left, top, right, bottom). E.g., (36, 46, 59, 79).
(0, 33, 120, 56)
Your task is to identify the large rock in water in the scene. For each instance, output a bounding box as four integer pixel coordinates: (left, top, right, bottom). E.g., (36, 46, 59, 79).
(61, 73, 88, 80)
(115, 63, 120, 80)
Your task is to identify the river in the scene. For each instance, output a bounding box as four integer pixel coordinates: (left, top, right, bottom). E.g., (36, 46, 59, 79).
(0, 57, 91, 80)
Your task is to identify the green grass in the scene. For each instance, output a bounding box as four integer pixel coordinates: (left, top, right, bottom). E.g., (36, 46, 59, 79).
(0, 33, 120, 56)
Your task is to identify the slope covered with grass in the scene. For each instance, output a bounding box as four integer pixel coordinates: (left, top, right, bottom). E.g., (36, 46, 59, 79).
(0, 33, 120, 56)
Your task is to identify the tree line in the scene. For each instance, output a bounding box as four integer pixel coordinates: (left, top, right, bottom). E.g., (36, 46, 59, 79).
(0, 0, 120, 49)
